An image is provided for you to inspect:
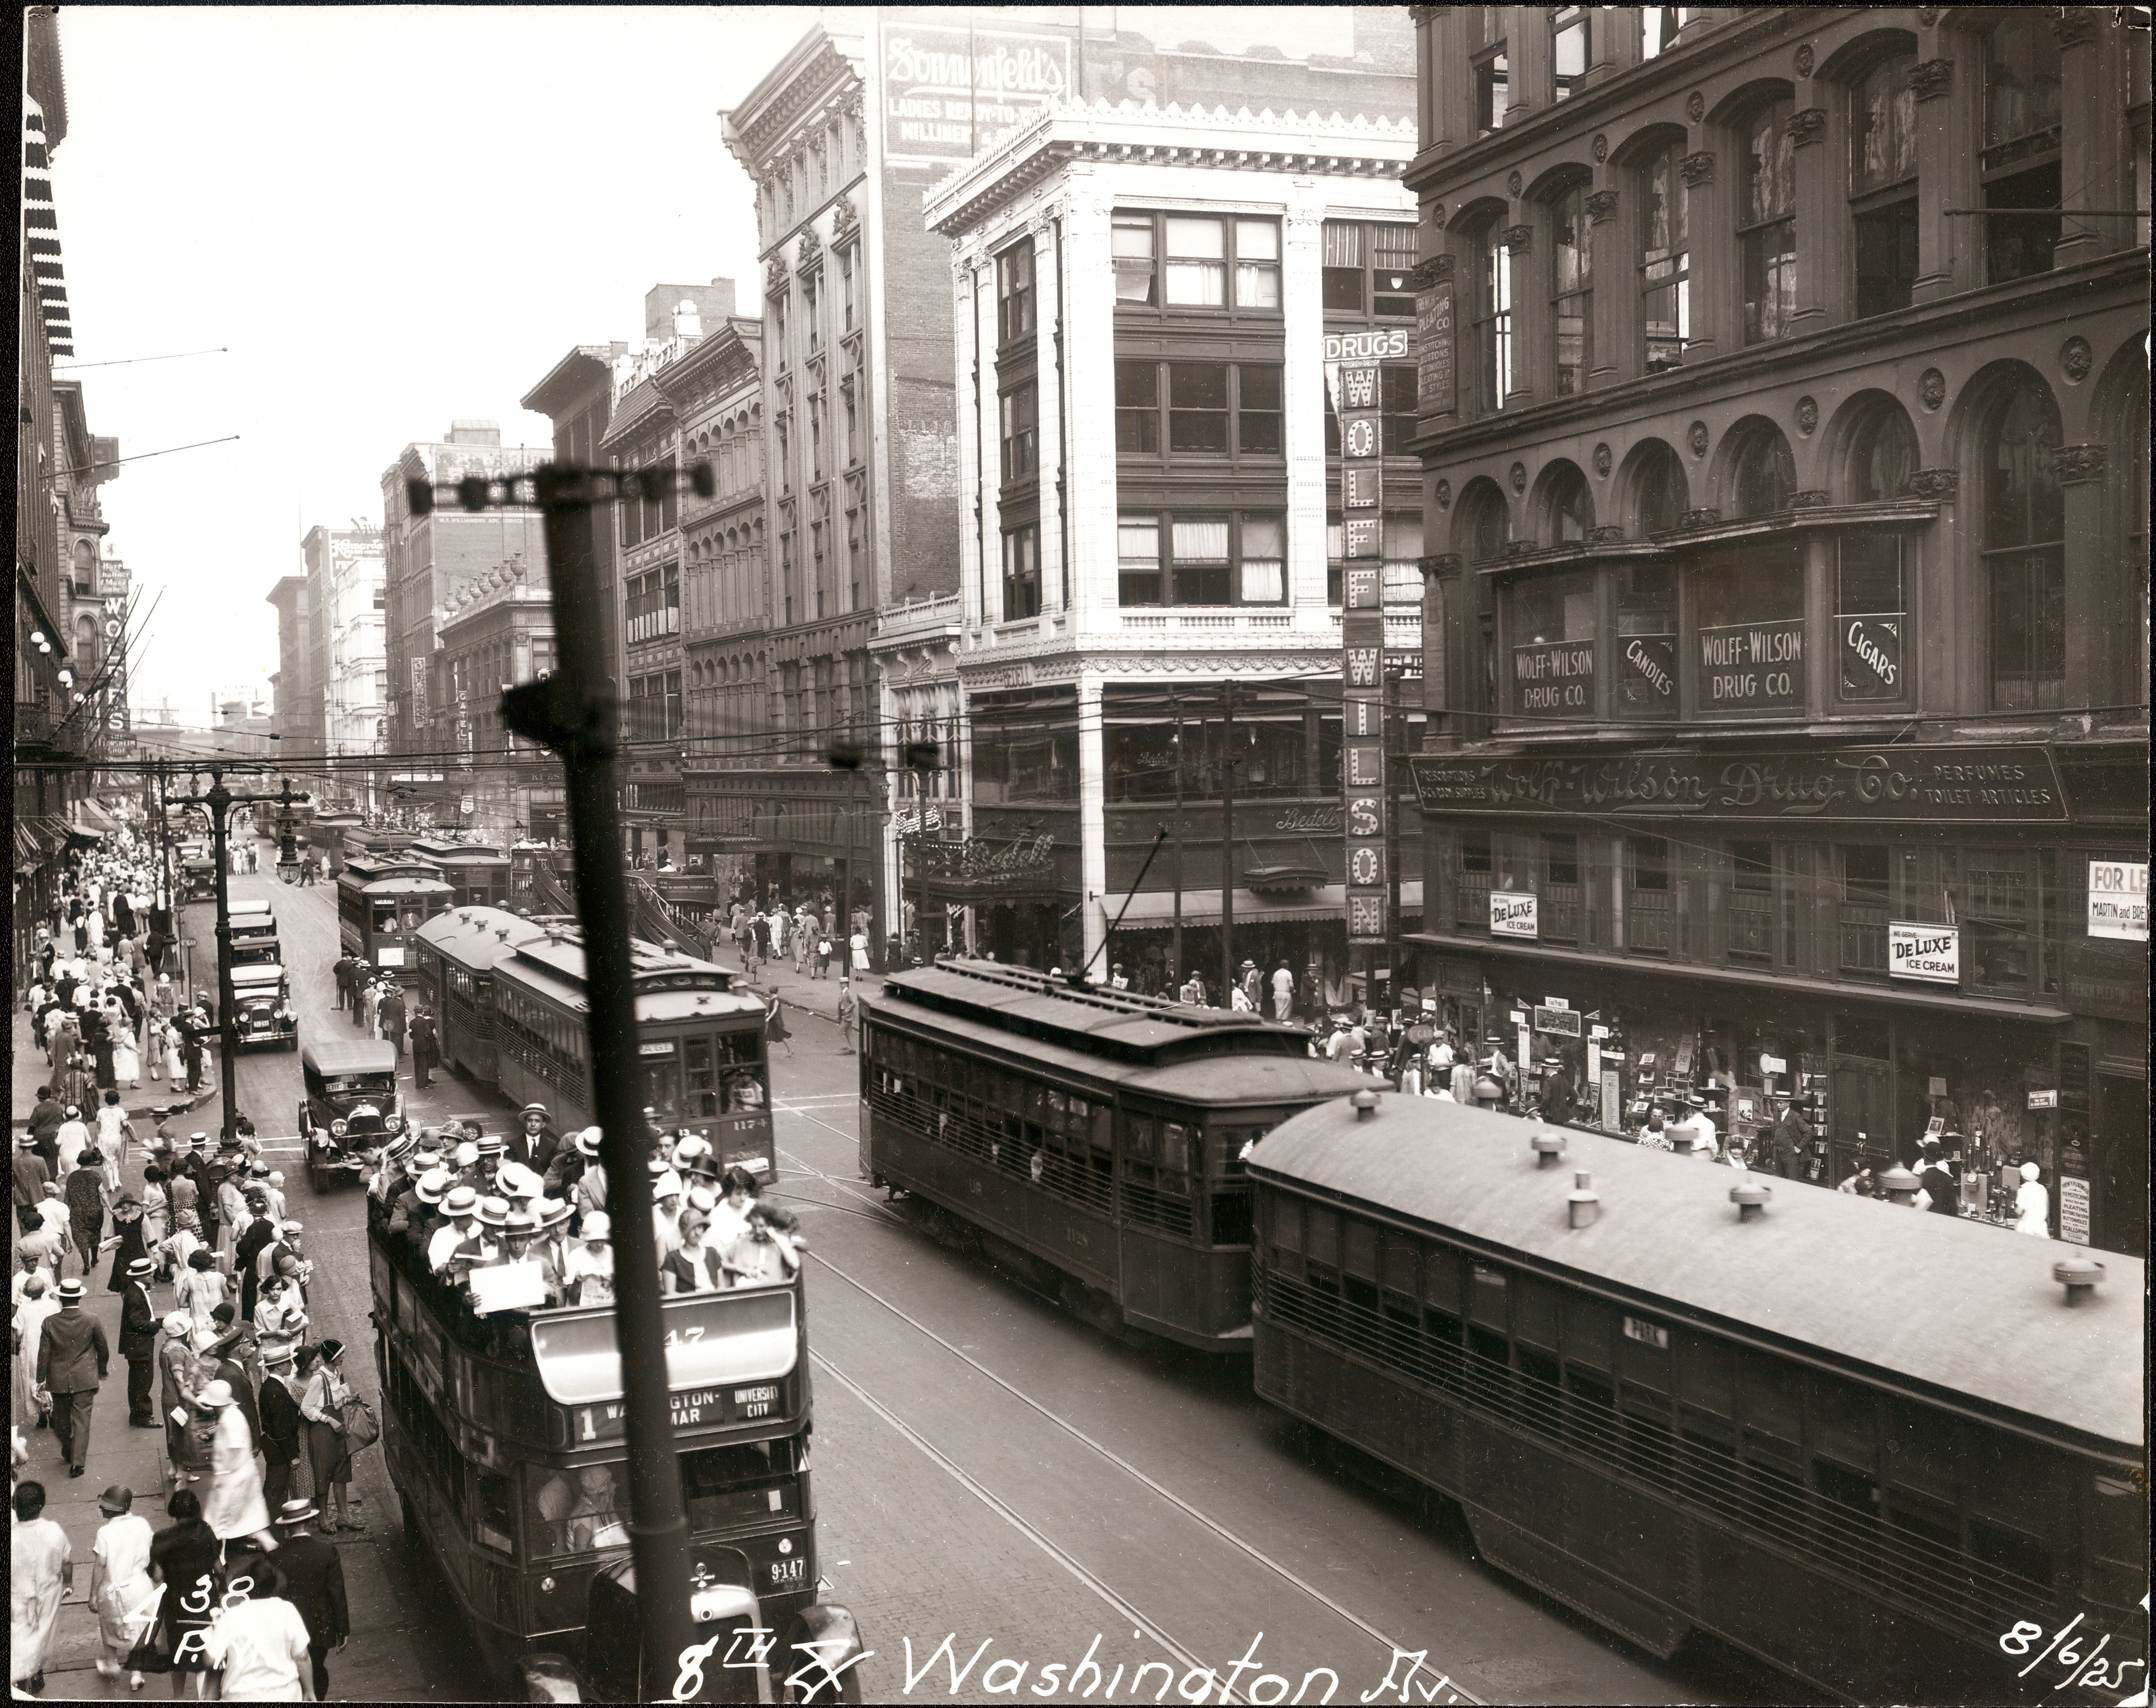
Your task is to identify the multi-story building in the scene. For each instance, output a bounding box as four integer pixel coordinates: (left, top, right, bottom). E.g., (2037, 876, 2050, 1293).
(725, 6, 1419, 954)
(1403, 6, 2148, 1254)
(265, 571, 322, 756)
(304, 524, 390, 783)
(435, 558, 561, 842)
(598, 281, 739, 863)
(379, 422, 547, 809)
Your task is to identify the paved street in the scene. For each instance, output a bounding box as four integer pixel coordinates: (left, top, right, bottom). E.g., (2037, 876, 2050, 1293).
(17, 843, 1786, 1702)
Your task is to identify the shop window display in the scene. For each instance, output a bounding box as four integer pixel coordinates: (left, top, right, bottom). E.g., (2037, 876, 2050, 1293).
(1694, 544, 1804, 714)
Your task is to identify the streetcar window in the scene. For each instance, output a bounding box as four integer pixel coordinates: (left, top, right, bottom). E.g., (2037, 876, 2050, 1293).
(1467, 1262, 1508, 1331)
(681, 1439, 802, 1531)
(684, 1038, 718, 1115)
(640, 1052, 682, 1124)
(721, 1067, 767, 1112)
(1124, 1115, 1156, 1163)
(474, 1469, 517, 1556)
(1563, 1366, 1617, 1451)
(1304, 1205, 1338, 1270)
(1421, 1243, 1462, 1313)
(1516, 1346, 1562, 1438)
(1342, 1220, 1378, 1283)
(1159, 1122, 1190, 1172)
(1619, 1385, 1676, 1488)
(1512, 1275, 1559, 1353)
(1674, 1332, 1733, 1416)
(1676, 1408, 1737, 1504)
(1881, 1397, 1956, 1503)
(1813, 1458, 1881, 1525)
(373, 903, 399, 933)
(1884, 1489, 1959, 1563)
(1378, 1231, 1418, 1299)
(1804, 1369, 1876, 1469)
(1967, 1517, 2053, 1593)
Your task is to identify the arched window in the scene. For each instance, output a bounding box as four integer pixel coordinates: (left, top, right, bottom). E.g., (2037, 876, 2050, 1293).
(1632, 440, 1688, 534)
(1637, 138, 1690, 371)
(1549, 183, 1593, 395)
(1731, 425, 1796, 518)
(1540, 462, 1592, 542)
(1468, 223, 1514, 410)
(1738, 97, 1796, 343)
(1982, 14, 2062, 285)
(1849, 51, 1918, 317)
(1846, 402, 1917, 503)
(1982, 380, 2064, 709)
(1457, 480, 1510, 565)
(71, 539, 96, 594)
(76, 612, 98, 662)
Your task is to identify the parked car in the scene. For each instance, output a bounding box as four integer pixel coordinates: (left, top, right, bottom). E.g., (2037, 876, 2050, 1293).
(227, 962, 298, 1052)
(181, 856, 217, 902)
(297, 1039, 404, 1190)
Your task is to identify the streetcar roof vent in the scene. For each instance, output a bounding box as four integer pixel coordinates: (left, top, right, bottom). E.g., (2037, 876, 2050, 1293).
(1351, 1089, 1379, 1120)
(1531, 1129, 1566, 1168)
(2054, 1250, 2105, 1306)
(1728, 1173, 1772, 1221)
(1566, 1170, 1599, 1229)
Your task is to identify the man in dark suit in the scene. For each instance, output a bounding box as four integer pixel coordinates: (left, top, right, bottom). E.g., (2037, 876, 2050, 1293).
(330, 953, 352, 1013)
(379, 983, 408, 1063)
(271, 1497, 350, 1701)
(258, 1343, 306, 1515)
(234, 1192, 277, 1321)
(37, 1277, 110, 1475)
(119, 1255, 161, 1426)
(409, 1005, 439, 1088)
(203, 1315, 265, 1453)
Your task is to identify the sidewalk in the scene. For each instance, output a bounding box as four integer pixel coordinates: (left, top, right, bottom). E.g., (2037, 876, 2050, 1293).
(715, 944, 884, 1030)
(13, 1003, 220, 1133)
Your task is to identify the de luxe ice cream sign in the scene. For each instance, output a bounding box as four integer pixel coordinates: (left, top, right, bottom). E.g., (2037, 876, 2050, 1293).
(1889, 921, 1959, 984)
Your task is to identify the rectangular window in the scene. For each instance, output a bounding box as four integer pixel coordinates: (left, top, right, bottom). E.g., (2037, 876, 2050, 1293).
(1837, 537, 1906, 701)
(1167, 363, 1229, 453)
(1629, 835, 1671, 954)
(1730, 840, 1773, 963)
(1238, 364, 1282, 455)
(1112, 214, 1157, 305)
(1964, 852, 2034, 994)
(997, 241, 1035, 344)
(1741, 103, 1796, 344)
(1381, 365, 1417, 454)
(1552, 185, 1593, 395)
(999, 384, 1037, 482)
(1616, 562, 1677, 718)
(1982, 16, 2062, 284)
(1233, 218, 1281, 309)
(1838, 844, 1890, 974)
(1002, 525, 1040, 621)
(1642, 7, 1688, 59)
(1511, 570, 1596, 722)
(1239, 516, 1285, 604)
(1382, 514, 1424, 607)
(1552, 6, 1588, 101)
(1475, 230, 1514, 410)
(1372, 224, 1417, 317)
(1475, 45, 1509, 135)
(1693, 543, 1805, 714)
(1988, 550, 2065, 710)
(1322, 220, 1366, 314)
(1115, 360, 1160, 453)
(1164, 215, 1226, 307)
(1117, 516, 1162, 606)
(1169, 517, 1232, 606)
(1641, 142, 1690, 371)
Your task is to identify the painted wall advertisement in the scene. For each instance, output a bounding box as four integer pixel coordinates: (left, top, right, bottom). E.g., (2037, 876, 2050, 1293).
(1888, 921, 1959, 984)
(2085, 858, 2147, 941)
(881, 22, 1072, 161)
(1415, 276, 1452, 419)
(1513, 640, 1595, 718)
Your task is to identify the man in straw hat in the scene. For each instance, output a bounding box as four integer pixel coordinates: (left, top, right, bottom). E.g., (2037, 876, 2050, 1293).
(259, 1340, 306, 1515)
(38, 1276, 109, 1476)
(118, 1254, 161, 1428)
(272, 1496, 350, 1701)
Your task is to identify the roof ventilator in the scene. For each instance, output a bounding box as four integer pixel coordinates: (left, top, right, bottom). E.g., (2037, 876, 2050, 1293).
(1352, 1088, 1380, 1122)
(1566, 1170, 1599, 1229)
(1531, 1129, 1566, 1169)
(2053, 1250, 2105, 1306)
(1729, 1174, 1772, 1222)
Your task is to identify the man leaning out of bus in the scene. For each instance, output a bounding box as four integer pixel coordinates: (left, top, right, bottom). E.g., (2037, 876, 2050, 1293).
(721, 1204, 802, 1288)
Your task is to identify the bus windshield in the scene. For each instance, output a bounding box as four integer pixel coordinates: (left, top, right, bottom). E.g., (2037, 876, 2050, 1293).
(523, 1439, 801, 1561)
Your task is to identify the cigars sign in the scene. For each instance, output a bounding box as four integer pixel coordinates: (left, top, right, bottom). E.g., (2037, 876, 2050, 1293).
(1409, 745, 2067, 824)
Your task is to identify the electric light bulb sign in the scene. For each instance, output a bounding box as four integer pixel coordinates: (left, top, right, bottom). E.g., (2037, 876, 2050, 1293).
(1330, 345, 1387, 946)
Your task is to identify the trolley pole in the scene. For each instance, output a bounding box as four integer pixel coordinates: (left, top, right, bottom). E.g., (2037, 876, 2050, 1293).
(445, 463, 698, 1689)
(1170, 695, 1183, 988)
(1219, 678, 1235, 1009)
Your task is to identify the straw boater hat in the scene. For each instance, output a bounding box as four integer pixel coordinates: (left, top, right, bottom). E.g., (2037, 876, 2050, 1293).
(474, 1195, 511, 1230)
(532, 1197, 571, 1233)
(575, 1127, 604, 1158)
(56, 1279, 85, 1303)
(502, 1209, 538, 1242)
(415, 1169, 451, 1206)
(262, 1341, 298, 1368)
(127, 1256, 155, 1280)
(442, 1185, 480, 1219)
(476, 1132, 505, 1160)
(579, 1212, 612, 1242)
(273, 1497, 319, 1526)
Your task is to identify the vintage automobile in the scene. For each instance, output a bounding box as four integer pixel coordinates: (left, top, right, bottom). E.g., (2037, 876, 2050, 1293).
(230, 934, 284, 970)
(297, 1039, 405, 1191)
(226, 962, 298, 1052)
(518, 1550, 866, 1704)
(228, 900, 276, 942)
(181, 855, 217, 903)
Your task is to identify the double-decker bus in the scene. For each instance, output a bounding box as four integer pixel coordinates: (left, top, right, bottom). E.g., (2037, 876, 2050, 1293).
(859, 957, 1367, 1349)
(409, 835, 514, 911)
(368, 1217, 826, 1692)
(1246, 1094, 2147, 1705)
(411, 906, 553, 1084)
(493, 926, 776, 1181)
(336, 856, 453, 983)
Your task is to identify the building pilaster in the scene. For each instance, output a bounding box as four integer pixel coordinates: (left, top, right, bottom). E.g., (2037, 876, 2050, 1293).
(1786, 106, 1835, 334)
(1282, 187, 1330, 622)
(1061, 179, 1116, 643)
(1077, 670, 1107, 972)
(1030, 215, 1065, 617)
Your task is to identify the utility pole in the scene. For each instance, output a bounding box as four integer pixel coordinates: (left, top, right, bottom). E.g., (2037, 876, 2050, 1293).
(426, 461, 698, 1689)
(1219, 678, 1235, 1008)
(1170, 694, 1183, 988)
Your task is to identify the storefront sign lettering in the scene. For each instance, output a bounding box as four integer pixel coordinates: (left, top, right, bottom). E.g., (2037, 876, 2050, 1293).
(1417, 278, 1453, 418)
(2026, 1089, 2059, 1110)
(1490, 891, 1539, 938)
(1408, 745, 2067, 823)
(1889, 921, 1959, 984)
(1617, 634, 1676, 713)
(881, 23, 1070, 160)
(1271, 806, 1342, 834)
(1839, 615, 1902, 699)
(1698, 621, 1804, 709)
(2063, 940, 2146, 1022)
(2086, 859, 2148, 941)
(1324, 328, 1411, 364)
(1339, 330, 1387, 947)
(2057, 1174, 2091, 1245)
(1512, 642, 1595, 716)
(1533, 1005, 1581, 1037)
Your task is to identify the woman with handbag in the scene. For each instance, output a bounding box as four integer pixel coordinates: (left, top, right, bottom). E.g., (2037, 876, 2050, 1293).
(144, 1488, 220, 1696)
(89, 1484, 156, 1688)
(298, 1340, 360, 1533)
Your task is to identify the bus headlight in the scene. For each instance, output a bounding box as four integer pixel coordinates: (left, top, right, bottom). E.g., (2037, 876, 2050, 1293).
(385, 1115, 403, 1133)
(330, 1119, 347, 1137)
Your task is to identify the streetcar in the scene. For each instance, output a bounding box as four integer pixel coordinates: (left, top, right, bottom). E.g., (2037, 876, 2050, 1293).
(408, 834, 514, 911)
(411, 906, 553, 1083)
(492, 925, 776, 1180)
(311, 810, 364, 875)
(336, 855, 454, 982)
(1245, 1094, 2147, 1705)
(510, 841, 574, 908)
(366, 1213, 861, 1696)
(859, 957, 1369, 1350)
(342, 824, 416, 865)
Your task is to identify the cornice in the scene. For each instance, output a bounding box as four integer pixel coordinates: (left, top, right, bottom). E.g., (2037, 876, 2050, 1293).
(720, 30, 864, 176)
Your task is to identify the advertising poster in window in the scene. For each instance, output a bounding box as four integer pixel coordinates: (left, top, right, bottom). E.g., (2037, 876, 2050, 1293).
(1490, 890, 1539, 938)
(1888, 921, 1959, 983)
(1416, 276, 1453, 418)
(1838, 613, 1903, 699)
(1617, 633, 1677, 715)
(1514, 640, 1595, 718)
(2085, 859, 2148, 941)
(1698, 620, 1805, 710)
(881, 22, 1071, 161)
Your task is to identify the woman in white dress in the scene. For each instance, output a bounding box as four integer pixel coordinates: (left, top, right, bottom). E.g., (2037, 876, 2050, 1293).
(88, 1485, 156, 1686)
(196, 1381, 274, 1549)
(2012, 1161, 2050, 1237)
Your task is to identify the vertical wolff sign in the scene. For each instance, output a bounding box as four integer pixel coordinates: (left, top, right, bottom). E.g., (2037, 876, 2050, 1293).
(1328, 331, 1392, 947)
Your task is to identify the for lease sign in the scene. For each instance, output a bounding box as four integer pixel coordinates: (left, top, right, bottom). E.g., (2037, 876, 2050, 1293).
(1889, 921, 1959, 984)
(2086, 860, 2148, 941)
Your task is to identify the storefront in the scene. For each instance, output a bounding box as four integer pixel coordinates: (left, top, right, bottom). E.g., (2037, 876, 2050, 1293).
(1411, 740, 2147, 1254)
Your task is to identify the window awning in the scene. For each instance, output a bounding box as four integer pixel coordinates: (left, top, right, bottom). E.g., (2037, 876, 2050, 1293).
(1102, 882, 1424, 931)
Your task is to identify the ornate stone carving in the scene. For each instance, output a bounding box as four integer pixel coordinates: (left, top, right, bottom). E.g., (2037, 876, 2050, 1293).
(1509, 461, 1528, 494)
(1409, 255, 1455, 288)
(1433, 479, 1452, 511)
(1678, 507, 1723, 531)
(1917, 6, 1940, 25)
(1920, 368, 1947, 411)
(1910, 58, 1952, 101)
(1421, 553, 1463, 579)
(2053, 10, 2099, 48)
(1688, 421, 1710, 458)
(830, 197, 859, 248)
(1429, 202, 1447, 230)
(2051, 444, 2108, 484)
(1507, 169, 1523, 197)
(796, 227, 823, 271)
(1907, 467, 1959, 501)
(1592, 132, 1609, 163)
(1795, 43, 1815, 78)
(1790, 488, 1833, 509)
(1501, 223, 1533, 253)
(1687, 90, 1705, 122)
(1585, 190, 1620, 223)
(1679, 150, 1715, 188)
(1504, 539, 1540, 557)
(2059, 336, 2093, 383)
(765, 257, 789, 298)
(1593, 442, 1613, 477)
(1788, 107, 1829, 146)
(1588, 524, 1626, 545)
(1795, 396, 1818, 436)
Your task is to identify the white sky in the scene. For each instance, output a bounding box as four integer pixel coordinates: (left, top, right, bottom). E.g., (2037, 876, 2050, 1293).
(49, 5, 818, 719)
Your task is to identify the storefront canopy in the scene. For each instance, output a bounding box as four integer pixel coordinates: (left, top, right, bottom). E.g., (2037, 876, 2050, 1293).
(1108, 882, 1424, 931)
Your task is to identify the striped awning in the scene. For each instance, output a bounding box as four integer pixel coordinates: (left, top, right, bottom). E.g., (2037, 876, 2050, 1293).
(22, 97, 71, 358)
